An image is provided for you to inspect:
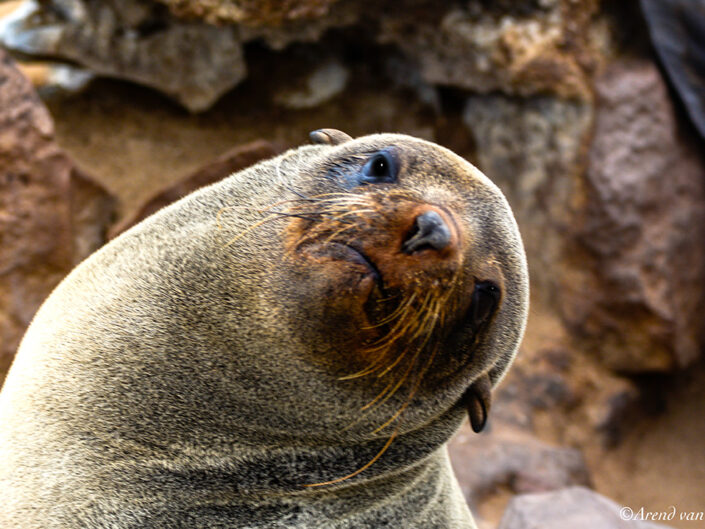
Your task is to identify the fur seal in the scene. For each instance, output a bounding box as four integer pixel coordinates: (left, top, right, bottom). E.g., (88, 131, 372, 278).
(0, 130, 528, 528)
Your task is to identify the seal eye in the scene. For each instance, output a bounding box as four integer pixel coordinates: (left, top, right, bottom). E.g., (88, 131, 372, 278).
(360, 151, 397, 184)
(470, 281, 501, 332)
(368, 155, 389, 178)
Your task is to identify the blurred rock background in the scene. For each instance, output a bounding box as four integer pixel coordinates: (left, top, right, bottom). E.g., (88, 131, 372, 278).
(1, 0, 704, 527)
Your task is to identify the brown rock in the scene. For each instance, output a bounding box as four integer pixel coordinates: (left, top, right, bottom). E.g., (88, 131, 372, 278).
(579, 60, 705, 371)
(0, 50, 113, 385)
(496, 344, 640, 446)
(110, 139, 278, 238)
(2, 1, 604, 112)
(71, 170, 117, 263)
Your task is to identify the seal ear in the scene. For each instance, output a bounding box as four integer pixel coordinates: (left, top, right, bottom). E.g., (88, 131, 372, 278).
(309, 129, 353, 146)
(463, 373, 492, 433)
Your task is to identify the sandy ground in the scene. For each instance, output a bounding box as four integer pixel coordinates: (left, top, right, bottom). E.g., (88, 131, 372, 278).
(588, 361, 705, 528)
(45, 77, 704, 527)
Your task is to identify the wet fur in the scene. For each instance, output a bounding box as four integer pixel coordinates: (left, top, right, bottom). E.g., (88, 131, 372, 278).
(0, 133, 528, 528)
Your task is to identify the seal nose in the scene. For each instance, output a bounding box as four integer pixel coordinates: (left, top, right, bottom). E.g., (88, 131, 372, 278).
(402, 210, 452, 254)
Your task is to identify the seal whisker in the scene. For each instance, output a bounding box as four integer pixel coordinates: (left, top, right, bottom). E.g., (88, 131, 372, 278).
(220, 214, 286, 249)
(358, 292, 412, 331)
(302, 429, 399, 488)
(369, 342, 432, 434)
(344, 289, 434, 384)
(374, 293, 436, 378)
(362, 308, 438, 413)
(372, 342, 441, 435)
(370, 290, 434, 352)
(358, 375, 400, 412)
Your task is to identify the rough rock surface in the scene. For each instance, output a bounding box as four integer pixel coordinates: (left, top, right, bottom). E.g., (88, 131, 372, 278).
(0, 0, 246, 112)
(464, 59, 705, 373)
(273, 60, 349, 109)
(580, 60, 705, 371)
(463, 94, 592, 309)
(1, 0, 608, 111)
(155, 0, 342, 25)
(494, 343, 640, 447)
(497, 487, 673, 529)
(379, 0, 602, 100)
(0, 49, 70, 382)
(0, 50, 112, 383)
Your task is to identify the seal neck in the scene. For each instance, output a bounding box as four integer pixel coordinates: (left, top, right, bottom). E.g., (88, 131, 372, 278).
(124, 403, 466, 496)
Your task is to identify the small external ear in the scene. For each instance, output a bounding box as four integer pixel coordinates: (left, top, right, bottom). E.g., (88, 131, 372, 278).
(309, 129, 353, 146)
(463, 373, 492, 433)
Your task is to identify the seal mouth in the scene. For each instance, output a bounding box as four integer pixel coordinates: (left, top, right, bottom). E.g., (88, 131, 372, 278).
(341, 243, 385, 292)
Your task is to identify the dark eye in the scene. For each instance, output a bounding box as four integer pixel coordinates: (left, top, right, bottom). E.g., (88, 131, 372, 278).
(360, 151, 397, 184)
(470, 281, 501, 332)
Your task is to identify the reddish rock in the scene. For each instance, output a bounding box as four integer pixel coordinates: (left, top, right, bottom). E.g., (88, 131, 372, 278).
(0, 50, 113, 385)
(465, 59, 705, 374)
(579, 60, 705, 371)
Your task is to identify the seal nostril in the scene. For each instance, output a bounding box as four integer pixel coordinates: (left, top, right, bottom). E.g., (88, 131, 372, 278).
(401, 210, 452, 254)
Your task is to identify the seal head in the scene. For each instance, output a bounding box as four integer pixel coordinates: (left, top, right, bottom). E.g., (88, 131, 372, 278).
(276, 131, 528, 440)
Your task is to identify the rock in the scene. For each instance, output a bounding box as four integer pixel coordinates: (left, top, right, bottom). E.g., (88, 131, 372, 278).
(1, 0, 605, 112)
(463, 94, 592, 306)
(580, 59, 705, 371)
(582, 370, 641, 445)
(0, 49, 71, 383)
(641, 0, 705, 140)
(15, 61, 94, 100)
(273, 60, 349, 109)
(110, 139, 278, 237)
(497, 487, 674, 529)
(496, 345, 641, 446)
(0, 49, 113, 384)
(448, 422, 592, 515)
(379, 0, 601, 100)
(0, 0, 246, 112)
(464, 58, 705, 373)
(154, 0, 343, 26)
